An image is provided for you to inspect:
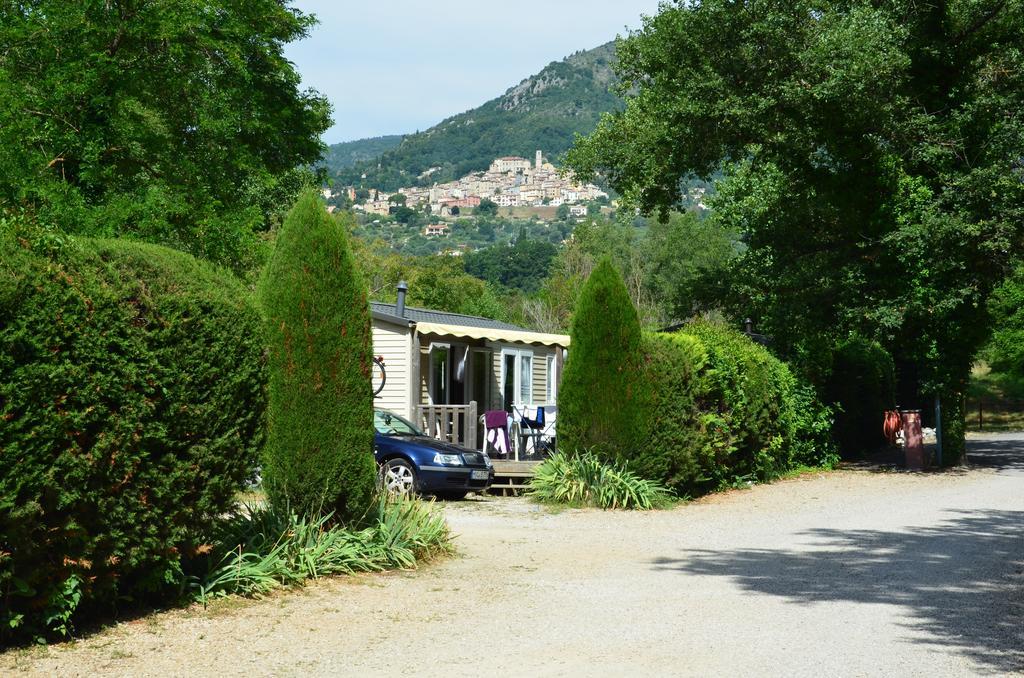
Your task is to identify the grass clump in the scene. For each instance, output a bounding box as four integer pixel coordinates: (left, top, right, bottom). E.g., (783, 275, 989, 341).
(527, 452, 675, 510)
(194, 495, 451, 603)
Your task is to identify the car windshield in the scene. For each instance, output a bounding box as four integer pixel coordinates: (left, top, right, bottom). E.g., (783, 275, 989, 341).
(374, 410, 422, 436)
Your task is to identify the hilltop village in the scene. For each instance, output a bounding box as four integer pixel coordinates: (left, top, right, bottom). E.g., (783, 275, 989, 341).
(333, 151, 609, 217)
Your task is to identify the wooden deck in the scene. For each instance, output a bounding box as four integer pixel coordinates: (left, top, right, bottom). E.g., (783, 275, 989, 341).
(489, 460, 541, 495)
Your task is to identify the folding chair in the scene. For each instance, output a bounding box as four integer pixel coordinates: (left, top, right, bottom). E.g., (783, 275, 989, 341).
(514, 405, 549, 459)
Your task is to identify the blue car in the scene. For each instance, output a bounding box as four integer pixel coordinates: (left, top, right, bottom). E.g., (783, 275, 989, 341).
(374, 409, 494, 499)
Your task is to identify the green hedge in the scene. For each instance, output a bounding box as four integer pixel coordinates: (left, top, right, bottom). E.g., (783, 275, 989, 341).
(0, 234, 266, 641)
(824, 336, 895, 457)
(639, 322, 835, 495)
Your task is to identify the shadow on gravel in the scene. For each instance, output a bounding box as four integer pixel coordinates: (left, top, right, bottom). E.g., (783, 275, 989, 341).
(967, 437, 1024, 474)
(653, 509, 1024, 673)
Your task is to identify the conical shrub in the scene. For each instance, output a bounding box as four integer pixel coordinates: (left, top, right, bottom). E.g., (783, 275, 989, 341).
(258, 192, 377, 520)
(556, 257, 645, 463)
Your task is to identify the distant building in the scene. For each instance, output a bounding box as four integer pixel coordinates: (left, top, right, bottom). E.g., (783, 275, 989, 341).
(490, 156, 532, 174)
(519, 187, 543, 205)
(440, 196, 481, 209)
(424, 223, 450, 237)
(535, 149, 542, 169)
(569, 205, 588, 218)
(364, 201, 391, 216)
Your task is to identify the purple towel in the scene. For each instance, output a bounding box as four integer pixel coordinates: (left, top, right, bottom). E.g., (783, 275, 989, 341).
(484, 410, 508, 429)
(484, 410, 510, 457)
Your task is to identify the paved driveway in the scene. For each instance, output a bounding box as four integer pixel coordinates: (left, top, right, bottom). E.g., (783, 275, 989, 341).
(6, 435, 1023, 677)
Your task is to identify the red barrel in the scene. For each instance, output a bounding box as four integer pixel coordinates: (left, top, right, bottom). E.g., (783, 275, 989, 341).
(901, 409, 925, 469)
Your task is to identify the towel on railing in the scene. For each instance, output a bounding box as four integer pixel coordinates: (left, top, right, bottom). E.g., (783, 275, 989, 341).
(521, 405, 544, 430)
(483, 410, 510, 457)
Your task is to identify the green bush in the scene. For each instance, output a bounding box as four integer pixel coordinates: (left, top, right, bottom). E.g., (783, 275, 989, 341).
(258, 192, 377, 520)
(639, 322, 836, 496)
(636, 332, 706, 489)
(557, 258, 646, 463)
(825, 336, 896, 457)
(937, 394, 966, 467)
(0, 233, 265, 642)
(781, 379, 838, 471)
(685, 322, 795, 485)
(527, 452, 674, 510)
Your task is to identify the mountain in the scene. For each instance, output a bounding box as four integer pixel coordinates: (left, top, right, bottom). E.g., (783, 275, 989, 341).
(323, 134, 404, 170)
(326, 42, 621, 191)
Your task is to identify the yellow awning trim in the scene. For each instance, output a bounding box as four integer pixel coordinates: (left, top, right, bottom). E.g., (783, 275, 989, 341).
(415, 321, 570, 347)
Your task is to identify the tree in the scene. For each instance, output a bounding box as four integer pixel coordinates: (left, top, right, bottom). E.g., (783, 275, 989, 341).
(567, 0, 1024, 464)
(388, 193, 407, 206)
(557, 258, 646, 463)
(349, 233, 513, 322)
(258, 193, 377, 520)
(0, 1, 332, 272)
(464, 238, 558, 294)
(556, 203, 571, 221)
(391, 205, 418, 224)
(642, 211, 740, 321)
(476, 198, 499, 217)
(986, 263, 1024, 381)
(536, 218, 654, 331)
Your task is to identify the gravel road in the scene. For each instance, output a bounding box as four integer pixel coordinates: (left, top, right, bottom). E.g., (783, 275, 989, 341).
(5, 434, 1023, 677)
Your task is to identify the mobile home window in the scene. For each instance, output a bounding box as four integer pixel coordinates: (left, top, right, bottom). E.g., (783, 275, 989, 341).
(501, 348, 534, 409)
(428, 344, 450, 405)
(546, 354, 556, 403)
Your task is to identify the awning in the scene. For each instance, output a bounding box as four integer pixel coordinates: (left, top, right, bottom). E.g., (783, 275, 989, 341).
(414, 321, 570, 347)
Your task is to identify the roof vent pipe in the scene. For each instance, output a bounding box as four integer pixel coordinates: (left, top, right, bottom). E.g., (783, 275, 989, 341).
(396, 280, 408, 318)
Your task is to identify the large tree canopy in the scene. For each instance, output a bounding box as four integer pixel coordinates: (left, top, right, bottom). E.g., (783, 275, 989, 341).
(0, 0, 331, 270)
(567, 0, 1024, 416)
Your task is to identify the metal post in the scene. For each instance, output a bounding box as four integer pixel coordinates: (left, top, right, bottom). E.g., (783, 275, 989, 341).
(934, 395, 943, 467)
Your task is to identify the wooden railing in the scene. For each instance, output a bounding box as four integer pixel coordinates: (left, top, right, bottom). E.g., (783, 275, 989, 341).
(416, 402, 479, 450)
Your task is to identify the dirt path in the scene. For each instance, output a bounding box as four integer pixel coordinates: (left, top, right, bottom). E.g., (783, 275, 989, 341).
(5, 435, 1023, 677)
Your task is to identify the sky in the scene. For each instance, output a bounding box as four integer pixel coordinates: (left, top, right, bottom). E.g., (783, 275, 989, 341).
(284, 1, 663, 145)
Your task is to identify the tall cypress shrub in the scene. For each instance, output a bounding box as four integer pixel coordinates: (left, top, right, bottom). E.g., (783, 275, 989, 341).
(557, 258, 644, 462)
(258, 192, 377, 520)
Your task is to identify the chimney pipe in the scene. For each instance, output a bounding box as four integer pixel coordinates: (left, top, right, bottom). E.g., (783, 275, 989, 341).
(396, 280, 408, 318)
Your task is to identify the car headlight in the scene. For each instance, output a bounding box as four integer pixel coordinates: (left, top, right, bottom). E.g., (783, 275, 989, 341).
(482, 453, 493, 468)
(432, 453, 463, 466)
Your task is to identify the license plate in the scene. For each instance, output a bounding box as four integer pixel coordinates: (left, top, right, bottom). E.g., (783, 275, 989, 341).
(471, 470, 489, 480)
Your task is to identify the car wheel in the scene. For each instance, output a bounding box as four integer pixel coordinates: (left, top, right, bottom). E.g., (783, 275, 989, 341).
(381, 458, 417, 496)
(434, 490, 468, 501)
